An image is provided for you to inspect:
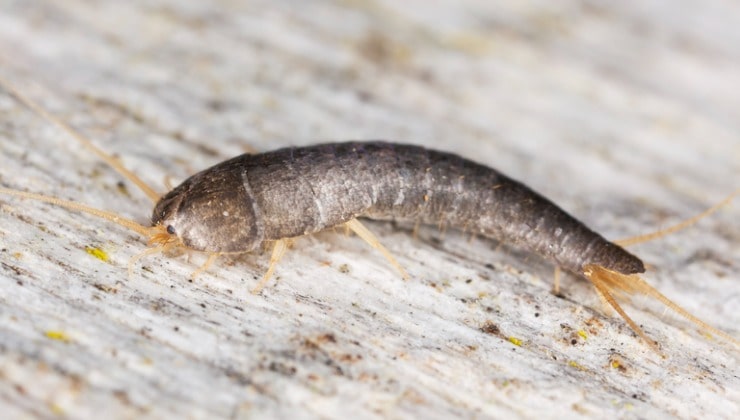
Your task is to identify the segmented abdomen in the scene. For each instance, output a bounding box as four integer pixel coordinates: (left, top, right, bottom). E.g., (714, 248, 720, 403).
(243, 142, 644, 275)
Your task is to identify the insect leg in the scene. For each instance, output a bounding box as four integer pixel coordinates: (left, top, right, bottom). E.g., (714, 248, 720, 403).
(190, 252, 221, 280)
(163, 175, 175, 191)
(553, 266, 562, 294)
(412, 220, 421, 240)
(345, 218, 410, 280)
(127, 243, 176, 277)
(242, 144, 259, 154)
(251, 239, 289, 294)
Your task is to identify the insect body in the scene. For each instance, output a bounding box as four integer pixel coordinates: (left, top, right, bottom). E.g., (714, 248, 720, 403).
(156, 142, 644, 277)
(1, 79, 737, 354)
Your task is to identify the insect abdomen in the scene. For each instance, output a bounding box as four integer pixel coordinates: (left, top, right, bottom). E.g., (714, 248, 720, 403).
(243, 142, 644, 275)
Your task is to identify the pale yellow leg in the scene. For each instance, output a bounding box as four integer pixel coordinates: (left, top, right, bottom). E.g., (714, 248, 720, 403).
(127, 244, 174, 277)
(163, 175, 174, 191)
(251, 239, 289, 294)
(412, 220, 421, 240)
(190, 252, 221, 280)
(242, 144, 259, 154)
(345, 218, 410, 280)
(553, 266, 562, 295)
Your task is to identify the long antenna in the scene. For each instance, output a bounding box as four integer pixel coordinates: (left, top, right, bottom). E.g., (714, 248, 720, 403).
(0, 75, 161, 203)
(615, 189, 739, 247)
(0, 187, 153, 237)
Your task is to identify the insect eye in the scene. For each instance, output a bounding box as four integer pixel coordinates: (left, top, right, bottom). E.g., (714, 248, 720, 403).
(166, 225, 176, 235)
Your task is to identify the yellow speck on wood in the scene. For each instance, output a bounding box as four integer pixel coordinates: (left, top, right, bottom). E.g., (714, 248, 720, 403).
(50, 404, 65, 415)
(508, 336, 522, 346)
(443, 32, 493, 55)
(44, 330, 71, 342)
(568, 360, 587, 371)
(85, 246, 109, 262)
(577, 330, 587, 339)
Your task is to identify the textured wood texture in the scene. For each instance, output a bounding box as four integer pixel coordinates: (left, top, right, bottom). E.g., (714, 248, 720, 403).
(1, 1, 738, 418)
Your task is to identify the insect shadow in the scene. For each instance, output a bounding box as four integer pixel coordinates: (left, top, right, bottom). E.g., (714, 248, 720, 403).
(0, 77, 738, 356)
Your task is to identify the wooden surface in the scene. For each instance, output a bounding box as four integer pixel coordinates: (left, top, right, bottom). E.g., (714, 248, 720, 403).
(1, 1, 738, 418)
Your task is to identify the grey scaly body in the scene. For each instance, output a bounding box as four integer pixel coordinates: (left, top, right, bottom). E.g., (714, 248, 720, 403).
(153, 141, 644, 276)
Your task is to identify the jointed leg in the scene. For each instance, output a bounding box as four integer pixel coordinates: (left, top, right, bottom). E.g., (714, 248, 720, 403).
(345, 218, 410, 280)
(251, 239, 289, 294)
(553, 266, 562, 295)
(128, 243, 177, 277)
(190, 252, 221, 280)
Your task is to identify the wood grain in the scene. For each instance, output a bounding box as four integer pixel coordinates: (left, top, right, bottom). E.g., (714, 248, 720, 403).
(1, 1, 738, 418)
